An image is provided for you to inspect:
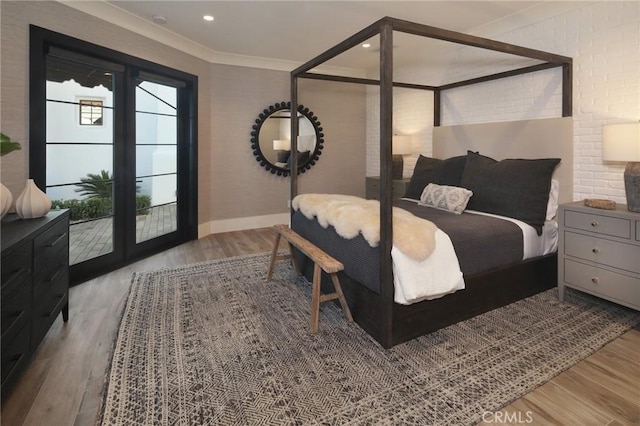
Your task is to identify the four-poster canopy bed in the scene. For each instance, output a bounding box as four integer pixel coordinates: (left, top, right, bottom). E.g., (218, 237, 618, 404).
(287, 17, 573, 348)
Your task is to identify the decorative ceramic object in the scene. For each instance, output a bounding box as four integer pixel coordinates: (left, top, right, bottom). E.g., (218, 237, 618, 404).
(15, 179, 51, 219)
(0, 182, 12, 218)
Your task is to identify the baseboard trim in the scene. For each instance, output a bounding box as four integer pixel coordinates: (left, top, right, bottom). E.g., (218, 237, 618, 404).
(198, 213, 290, 238)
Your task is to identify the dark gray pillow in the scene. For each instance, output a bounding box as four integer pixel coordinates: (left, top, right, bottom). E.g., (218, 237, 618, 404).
(404, 154, 469, 199)
(460, 151, 560, 235)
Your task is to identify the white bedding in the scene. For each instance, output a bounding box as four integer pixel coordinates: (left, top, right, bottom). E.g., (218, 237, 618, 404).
(393, 201, 558, 305)
(465, 210, 558, 259)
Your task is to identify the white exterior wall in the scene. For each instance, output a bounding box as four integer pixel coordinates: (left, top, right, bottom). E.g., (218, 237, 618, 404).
(45, 79, 177, 205)
(366, 1, 640, 204)
(46, 80, 113, 201)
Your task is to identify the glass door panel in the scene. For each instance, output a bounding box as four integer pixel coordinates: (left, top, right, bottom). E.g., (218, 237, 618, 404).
(32, 28, 198, 285)
(135, 80, 178, 244)
(45, 59, 115, 265)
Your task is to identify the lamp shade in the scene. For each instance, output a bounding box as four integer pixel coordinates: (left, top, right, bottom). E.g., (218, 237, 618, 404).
(392, 135, 412, 155)
(273, 139, 291, 151)
(602, 123, 640, 162)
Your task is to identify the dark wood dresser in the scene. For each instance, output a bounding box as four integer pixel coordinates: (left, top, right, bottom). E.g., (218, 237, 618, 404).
(1, 210, 70, 398)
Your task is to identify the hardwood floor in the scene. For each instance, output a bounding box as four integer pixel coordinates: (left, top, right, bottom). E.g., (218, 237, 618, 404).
(1, 228, 638, 426)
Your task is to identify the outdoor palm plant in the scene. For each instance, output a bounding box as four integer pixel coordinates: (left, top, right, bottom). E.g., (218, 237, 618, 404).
(75, 170, 113, 199)
(57, 170, 150, 220)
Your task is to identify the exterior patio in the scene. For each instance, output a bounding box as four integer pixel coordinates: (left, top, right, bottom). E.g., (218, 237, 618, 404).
(69, 204, 177, 265)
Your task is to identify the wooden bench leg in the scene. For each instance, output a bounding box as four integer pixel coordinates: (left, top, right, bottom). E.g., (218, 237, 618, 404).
(330, 273, 353, 323)
(310, 264, 322, 334)
(266, 232, 282, 281)
(268, 225, 350, 334)
(287, 242, 300, 276)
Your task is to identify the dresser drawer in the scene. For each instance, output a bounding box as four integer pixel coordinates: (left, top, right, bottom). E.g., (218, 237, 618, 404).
(1, 284, 31, 348)
(32, 279, 67, 350)
(564, 210, 631, 239)
(564, 259, 640, 308)
(1, 322, 30, 389)
(33, 220, 68, 273)
(33, 248, 68, 307)
(1, 242, 32, 300)
(564, 231, 640, 274)
(636, 220, 640, 242)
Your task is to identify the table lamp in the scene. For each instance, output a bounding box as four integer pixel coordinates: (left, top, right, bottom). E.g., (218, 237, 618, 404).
(602, 122, 640, 212)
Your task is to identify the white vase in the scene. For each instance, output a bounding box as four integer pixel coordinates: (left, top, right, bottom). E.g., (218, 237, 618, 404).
(1, 182, 12, 218)
(15, 179, 51, 219)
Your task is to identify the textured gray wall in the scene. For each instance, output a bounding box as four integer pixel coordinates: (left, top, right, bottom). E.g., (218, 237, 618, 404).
(0, 1, 366, 228)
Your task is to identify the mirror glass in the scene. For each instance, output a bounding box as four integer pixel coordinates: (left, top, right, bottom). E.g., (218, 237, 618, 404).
(250, 102, 324, 176)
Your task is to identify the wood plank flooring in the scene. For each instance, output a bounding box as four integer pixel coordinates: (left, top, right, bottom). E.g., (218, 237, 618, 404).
(1, 228, 638, 426)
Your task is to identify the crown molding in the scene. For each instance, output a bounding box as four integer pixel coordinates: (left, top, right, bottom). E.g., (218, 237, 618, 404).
(468, 1, 595, 38)
(55, 0, 365, 78)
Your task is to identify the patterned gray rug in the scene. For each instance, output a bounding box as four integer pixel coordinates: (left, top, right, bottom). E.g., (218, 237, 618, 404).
(98, 252, 639, 425)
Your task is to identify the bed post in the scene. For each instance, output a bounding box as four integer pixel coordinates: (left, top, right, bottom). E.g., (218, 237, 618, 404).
(379, 20, 395, 348)
(290, 74, 299, 210)
(433, 89, 441, 127)
(562, 62, 573, 117)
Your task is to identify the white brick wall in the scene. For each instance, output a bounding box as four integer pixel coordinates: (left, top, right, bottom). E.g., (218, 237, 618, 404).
(365, 87, 433, 178)
(366, 1, 640, 204)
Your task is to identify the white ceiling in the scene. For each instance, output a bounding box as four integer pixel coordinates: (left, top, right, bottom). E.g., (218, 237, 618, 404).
(63, 1, 592, 74)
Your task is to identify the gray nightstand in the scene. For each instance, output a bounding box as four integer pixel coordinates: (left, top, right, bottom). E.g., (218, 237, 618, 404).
(366, 177, 411, 200)
(558, 201, 640, 310)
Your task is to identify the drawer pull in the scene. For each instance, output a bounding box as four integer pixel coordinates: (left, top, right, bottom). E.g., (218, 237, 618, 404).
(1, 310, 26, 340)
(46, 269, 62, 283)
(46, 233, 67, 248)
(591, 277, 600, 284)
(592, 247, 600, 254)
(590, 221, 599, 227)
(6, 266, 28, 280)
(44, 295, 65, 318)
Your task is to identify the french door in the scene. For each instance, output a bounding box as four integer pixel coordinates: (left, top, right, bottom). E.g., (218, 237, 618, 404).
(30, 26, 198, 285)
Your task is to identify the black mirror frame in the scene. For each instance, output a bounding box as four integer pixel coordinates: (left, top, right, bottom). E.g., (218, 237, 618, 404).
(250, 101, 324, 177)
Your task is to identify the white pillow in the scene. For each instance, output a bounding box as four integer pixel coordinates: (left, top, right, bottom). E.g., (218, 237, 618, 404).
(419, 183, 473, 215)
(546, 179, 559, 220)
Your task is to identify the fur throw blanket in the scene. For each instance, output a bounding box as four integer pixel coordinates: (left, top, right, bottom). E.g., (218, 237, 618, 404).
(292, 194, 437, 261)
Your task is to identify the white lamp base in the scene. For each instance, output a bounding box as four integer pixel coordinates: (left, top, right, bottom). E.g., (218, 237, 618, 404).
(625, 161, 640, 212)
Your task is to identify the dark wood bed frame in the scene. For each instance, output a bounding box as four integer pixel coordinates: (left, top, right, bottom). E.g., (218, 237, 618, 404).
(289, 17, 572, 349)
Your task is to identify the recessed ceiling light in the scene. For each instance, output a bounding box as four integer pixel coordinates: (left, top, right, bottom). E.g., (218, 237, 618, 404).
(362, 43, 371, 48)
(152, 15, 167, 24)
(203, 15, 214, 22)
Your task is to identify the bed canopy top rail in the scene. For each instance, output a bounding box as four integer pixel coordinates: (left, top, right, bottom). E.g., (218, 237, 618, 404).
(297, 72, 437, 91)
(291, 17, 572, 78)
(290, 16, 572, 348)
(390, 17, 571, 64)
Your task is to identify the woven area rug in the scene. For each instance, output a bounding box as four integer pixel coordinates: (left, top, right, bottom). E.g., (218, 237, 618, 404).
(98, 252, 639, 425)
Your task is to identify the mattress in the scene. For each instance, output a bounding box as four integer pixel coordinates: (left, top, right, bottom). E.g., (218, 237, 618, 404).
(291, 198, 558, 305)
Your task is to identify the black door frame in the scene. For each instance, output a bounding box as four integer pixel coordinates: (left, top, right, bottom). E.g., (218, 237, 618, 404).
(29, 26, 198, 285)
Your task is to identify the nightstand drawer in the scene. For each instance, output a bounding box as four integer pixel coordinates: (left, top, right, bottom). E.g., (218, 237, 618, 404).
(365, 177, 410, 200)
(366, 177, 380, 199)
(564, 232, 640, 274)
(636, 220, 640, 242)
(564, 259, 640, 307)
(564, 210, 631, 239)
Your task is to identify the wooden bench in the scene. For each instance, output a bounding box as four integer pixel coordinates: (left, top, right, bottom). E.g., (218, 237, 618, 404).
(266, 224, 353, 333)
